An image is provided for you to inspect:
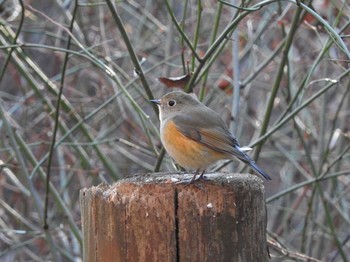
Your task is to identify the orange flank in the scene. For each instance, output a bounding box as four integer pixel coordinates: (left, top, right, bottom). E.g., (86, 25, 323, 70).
(161, 120, 227, 170)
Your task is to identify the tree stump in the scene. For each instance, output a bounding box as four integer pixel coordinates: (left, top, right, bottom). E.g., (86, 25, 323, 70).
(80, 173, 269, 262)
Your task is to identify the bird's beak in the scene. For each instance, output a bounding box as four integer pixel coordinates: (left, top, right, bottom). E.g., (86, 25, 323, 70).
(150, 99, 160, 105)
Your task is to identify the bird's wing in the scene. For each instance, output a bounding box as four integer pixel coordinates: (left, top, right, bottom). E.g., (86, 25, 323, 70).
(172, 114, 239, 155)
(172, 114, 272, 180)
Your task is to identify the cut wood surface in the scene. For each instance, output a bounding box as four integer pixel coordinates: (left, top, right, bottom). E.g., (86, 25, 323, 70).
(80, 173, 269, 262)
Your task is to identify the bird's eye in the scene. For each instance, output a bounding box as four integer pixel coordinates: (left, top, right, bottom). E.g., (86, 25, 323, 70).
(168, 100, 176, 107)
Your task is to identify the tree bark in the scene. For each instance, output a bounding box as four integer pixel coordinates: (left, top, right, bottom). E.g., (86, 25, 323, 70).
(80, 173, 269, 262)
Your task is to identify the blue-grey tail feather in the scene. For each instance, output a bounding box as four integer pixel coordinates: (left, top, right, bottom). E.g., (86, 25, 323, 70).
(234, 146, 272, 181)
(248, 160, 272, 181)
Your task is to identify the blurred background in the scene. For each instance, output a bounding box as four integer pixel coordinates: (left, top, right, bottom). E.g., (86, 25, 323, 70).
(0, 0, 349, 261)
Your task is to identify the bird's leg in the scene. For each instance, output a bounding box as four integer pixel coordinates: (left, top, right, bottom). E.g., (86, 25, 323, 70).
(186, 169, 206, 185)
(197, 169, 206, 180)
(188, 169, 200, 184)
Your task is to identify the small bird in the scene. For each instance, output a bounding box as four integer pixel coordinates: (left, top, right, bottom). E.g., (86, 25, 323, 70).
(151, 91, 271, 183)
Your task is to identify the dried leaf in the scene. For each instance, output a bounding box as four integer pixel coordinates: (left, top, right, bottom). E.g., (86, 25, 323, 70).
(158, 73, 191, 88)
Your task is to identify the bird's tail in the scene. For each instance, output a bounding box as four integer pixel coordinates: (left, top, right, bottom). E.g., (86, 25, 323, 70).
(234, 146, 272, 181)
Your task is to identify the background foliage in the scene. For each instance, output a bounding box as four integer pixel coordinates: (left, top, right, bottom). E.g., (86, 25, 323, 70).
(0, 0, 349, 261)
